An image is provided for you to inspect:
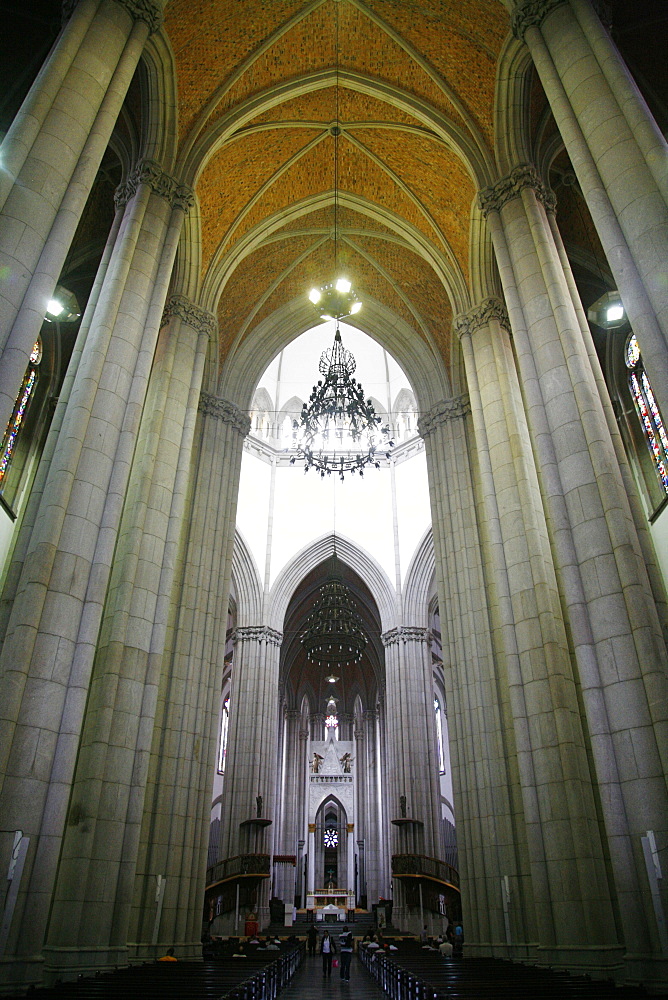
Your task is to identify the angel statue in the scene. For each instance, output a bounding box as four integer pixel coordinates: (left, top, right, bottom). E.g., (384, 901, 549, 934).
(311, 752, 324, 773)
(339, 752, 353, 773)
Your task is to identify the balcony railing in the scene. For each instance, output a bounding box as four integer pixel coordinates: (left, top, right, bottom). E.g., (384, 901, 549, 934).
(391, 853, 459, 889)
(207, 853, 271, 888)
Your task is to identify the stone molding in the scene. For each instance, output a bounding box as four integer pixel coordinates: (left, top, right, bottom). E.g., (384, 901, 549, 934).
(381, 625, 429, 647)
(198, 394, 252, 436)
(510, 0, 565, 40)
(115, 159, 195, 211)
(453, 297, 511, 340)
(418, 396, 470, 439)
(233, 625, 283, 646)
(115, 0, 164, 32)
(478, 164, 556, 217)
(161, 295, 217, 337)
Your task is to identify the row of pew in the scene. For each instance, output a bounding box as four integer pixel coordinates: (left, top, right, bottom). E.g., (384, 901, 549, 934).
(359, 945, 664, 1000)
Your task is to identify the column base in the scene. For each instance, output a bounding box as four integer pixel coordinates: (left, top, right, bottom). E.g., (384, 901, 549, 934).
(41, 945, 129, 984)
(622, 954, 668, 995)
(0, 955, 45, 992)
(535, 944, 625, 982)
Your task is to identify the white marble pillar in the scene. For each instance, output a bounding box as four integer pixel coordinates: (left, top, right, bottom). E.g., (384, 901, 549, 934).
(127, 394, 249, 958)
(275, 709, 302, 904)
(512, 0, 668, 414)
(480, 165, 668, 985)
(0, 0, 163, 441)
(419, 397, 529, 957)
(307, 824, 316, 896)
(0, 162, 192, 988)
(346, 824, 355, 900)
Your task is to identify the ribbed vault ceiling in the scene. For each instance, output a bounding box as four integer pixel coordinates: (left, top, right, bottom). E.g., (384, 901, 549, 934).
(164, 0, 510, 371)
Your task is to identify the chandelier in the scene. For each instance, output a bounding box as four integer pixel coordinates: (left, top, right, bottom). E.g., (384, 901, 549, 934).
(292, 4, 393, 480)
(291, 326, 393, 480)
(301, 580, 366, 667)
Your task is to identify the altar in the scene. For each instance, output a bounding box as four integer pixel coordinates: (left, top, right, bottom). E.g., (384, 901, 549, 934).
(307, 889, 355, 917)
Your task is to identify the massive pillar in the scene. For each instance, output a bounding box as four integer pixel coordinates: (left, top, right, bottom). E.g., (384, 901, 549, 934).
(381, 625, 443, 931)
(512, 0, 668, 414)
(480, 165, 668, 986)
(218, 625, 283, 929)
(40, 296, 212, 975)
(274, 708, 303, 905)
(130, 393, 250, 957)
(0, 160, 192, 989)
(0, 0, 163, 440)
(420, 398, 531, 958)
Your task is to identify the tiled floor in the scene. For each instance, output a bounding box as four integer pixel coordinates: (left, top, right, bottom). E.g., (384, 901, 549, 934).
(279, 954, 386, 998)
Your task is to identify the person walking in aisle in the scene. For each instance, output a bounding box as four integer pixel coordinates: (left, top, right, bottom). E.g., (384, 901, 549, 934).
(307, 924, 317, 957)
(338, 925, 353, 981)
(320, 929, 335, 976)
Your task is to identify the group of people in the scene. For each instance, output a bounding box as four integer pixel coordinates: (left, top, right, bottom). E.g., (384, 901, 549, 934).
(420, 922, 463, 958)
(306, 924, 354, 981)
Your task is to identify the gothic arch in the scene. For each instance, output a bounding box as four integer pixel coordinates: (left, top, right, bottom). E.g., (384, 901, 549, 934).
(403, 528, 436, 629)
(268, 533, 397, 635)
(231, 528, 263, 625)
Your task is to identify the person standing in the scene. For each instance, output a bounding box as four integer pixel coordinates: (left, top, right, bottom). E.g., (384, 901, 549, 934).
(307, 924, 317, 957)
(339, 925, 353, 981)
(320, 929, 335, 976)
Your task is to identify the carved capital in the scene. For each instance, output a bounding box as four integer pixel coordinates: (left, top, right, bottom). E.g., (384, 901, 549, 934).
(418, 396, 470, 439)
(198, 394, 251, 436)
(162, 295, 217, 338)
(511, 0, 566, 40)
(233, 625, 283, 647)
(381, 625, 429, 647)
(478, 164, 556, 217)
(115, 159, 195, 211)
(114, 0, 163, 32)
(453, 297, 511, 340)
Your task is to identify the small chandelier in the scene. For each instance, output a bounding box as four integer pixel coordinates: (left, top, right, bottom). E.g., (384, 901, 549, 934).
(301, 580, 366, 667)
(309, 277, 362, 322)
(292, 325, 393, 480)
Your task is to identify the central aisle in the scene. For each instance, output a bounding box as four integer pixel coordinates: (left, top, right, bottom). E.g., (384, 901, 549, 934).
(280, 953, 387, 999)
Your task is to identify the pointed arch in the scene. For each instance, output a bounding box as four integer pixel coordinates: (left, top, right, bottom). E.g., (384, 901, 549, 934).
(403, 527, 435, 628)
(231, 528, 263, 625)
(268, 532, 397, 634)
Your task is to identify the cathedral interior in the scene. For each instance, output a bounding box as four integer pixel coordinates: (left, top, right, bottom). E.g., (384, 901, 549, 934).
(0, 0, 667, 993)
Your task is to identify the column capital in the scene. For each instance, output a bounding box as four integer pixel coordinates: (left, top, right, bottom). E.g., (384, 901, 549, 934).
(63, 0, 164, 32)
(510, 0, 566, 40)
(354, 727, 365, 741)
(233, 625, 283, 647)
(284, 708, 301, 721)
(418, 396, 470, 439)
(161, 295, 218, 338)
(115, 159, 195, 211)
(381, 625, 429, 647)
(478, 164, 556, 217)
(453, 297, 511, 340)
(198, 394, 251, 436)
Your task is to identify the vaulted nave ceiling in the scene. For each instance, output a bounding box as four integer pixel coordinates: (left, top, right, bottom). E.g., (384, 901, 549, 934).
(163, 0, 511, 373)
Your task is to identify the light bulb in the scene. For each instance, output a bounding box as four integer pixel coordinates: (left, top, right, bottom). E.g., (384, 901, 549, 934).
(606, 303, 624, 322)
(47, 299, 64, 317)
(336, 278, 351, 293)
(350, 301, 362, 314)
(309, 288, 321, 304)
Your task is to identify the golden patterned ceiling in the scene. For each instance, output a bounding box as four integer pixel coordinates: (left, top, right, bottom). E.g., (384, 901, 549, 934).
(163, 0, 510, 372)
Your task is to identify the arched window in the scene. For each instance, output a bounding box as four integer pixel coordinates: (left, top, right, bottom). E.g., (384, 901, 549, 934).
(0, 339, 42, 501)
(218, 696, 230, 774)
(625, 332, 668, 496)
(434, 698, 445, 774)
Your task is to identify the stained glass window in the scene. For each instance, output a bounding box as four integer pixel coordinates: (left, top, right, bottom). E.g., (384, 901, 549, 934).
(625, 333, 668, 495)
(324, 827, 338, 848)
(434, 698, 445, 774)
(218, 696, 230, 774)
(325, 714, 338, 729)
(0, 340, 41, 490)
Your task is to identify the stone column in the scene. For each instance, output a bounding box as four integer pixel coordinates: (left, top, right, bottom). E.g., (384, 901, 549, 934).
(41, 296, 212, 976)
(346, 824, 355, 901)
(419, 397, 530, 958)
(307, 824, 316, 896)
(275, 709, 302, 904)
(0, 160, 192, 989)
(127, 394, 249, 959)
(512, 0, 668, 413)
(480, 166, 668, 983)
(354, 722, 365, 900)
(218, 624, 282, 929)
(362, 710, 382, 905)
(0, 0, 163, 441)
(381, 626, 443, 930)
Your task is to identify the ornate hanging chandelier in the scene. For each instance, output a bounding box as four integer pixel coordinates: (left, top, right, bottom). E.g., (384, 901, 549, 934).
(292, 4, 393, 481)
(301, 580, 366, 667)
(291, 326, 393, 480)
